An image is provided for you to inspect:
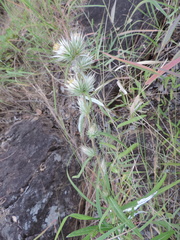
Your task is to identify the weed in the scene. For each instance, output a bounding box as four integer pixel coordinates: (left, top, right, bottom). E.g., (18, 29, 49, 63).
(0, 0, 179, 239)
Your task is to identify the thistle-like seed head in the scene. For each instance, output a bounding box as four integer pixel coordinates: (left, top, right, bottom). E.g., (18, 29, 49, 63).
(53, 32, 94, 73)
(81, 146, 96, 157)
(87, 124, 98, 139)
(78, 97, 91, 116)
(66, 73, 95, 96)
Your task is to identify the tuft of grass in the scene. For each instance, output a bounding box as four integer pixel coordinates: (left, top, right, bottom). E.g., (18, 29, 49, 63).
(0, 0, 179, 239)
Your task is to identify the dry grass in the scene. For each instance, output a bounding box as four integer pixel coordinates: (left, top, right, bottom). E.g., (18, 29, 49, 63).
(0, 0, 180, 239)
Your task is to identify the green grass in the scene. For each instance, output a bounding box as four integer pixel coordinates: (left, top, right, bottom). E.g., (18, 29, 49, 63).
(0, 0, 180, 239)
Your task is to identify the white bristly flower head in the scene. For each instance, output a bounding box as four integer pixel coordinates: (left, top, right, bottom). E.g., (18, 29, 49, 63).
(53, 38, 72, 62)
(66, 73, 95, 96)
(87, 124, 98, 139)
(78, 97, 91, 116)
(100, 158, 107, 176)
(72, 55, 94, 72)
(81, 146, 96, 158)
(69, 32, 85, 56)
(53, 32, 93, 70)
(53, 33, 85, 63)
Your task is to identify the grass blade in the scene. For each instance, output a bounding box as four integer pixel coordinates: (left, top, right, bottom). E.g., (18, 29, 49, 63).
(54, 214, 99, 240)
(129, 0, 170, 21)
(117, 143, 139, 159)
(150, 230, 175, 240)
(67, 226, 98, 238)
(110, 0, 117, 24)
(99, 142, 117, 150)
(68, 214, 98, 221)
(67, 225, 113, 238)
(117, 115, 146, 128)
(103, 52, 158, 74)
(155, 179, 180, 196)
(54, 215, 69, 240)
(98, 132, 126, 147)
(73, 157, 92, 179)
(160, 14, 180, 52)
(108, 196, 143, 239)
(121, 174, 167, 212)
(145, 57, 180, 85)
(96, 225, 122, 240)
(67, 171, 96, 207)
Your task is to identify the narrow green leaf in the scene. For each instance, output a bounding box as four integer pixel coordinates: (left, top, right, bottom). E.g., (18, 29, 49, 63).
(172, 50, 180, 60)
(152, 220, 173, 229)
(122, 174, 167, 212)
(156, 179, 180, 196)
(67, 171, 96, 207)
(117, 115, 146, 128)
(147, 173, 167, 196)
(96, 225, 122, 240)
(150, 230, 175, 240)
(117, 143, 139, 159)
(73, 157, 91, 179)
(108, 196, 143, 239)
(67, 226, 99, 237)
(75, 5, 105, 8)
(6, 70, 33, 77)
(98, 132, 126, 147)
(161, 162, 180, 166)
(139, 212, 160, 232)
(99, 142, 117, 150)
(54, 215, 69, 240)
(129, 0, 169, 21)
(98, 206, 111, 233)
(96, 173, 103, 218)
(67, 225, 113, 238)
(82, 235, 91, 240)
(54, 214, 99, 240)
(69, 213, 98, 221)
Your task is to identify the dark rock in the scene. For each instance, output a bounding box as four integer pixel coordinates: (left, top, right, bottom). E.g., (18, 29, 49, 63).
(80, 0, 164, 50)
(81, 0, 143, 31)
(0, 117, 80, 240)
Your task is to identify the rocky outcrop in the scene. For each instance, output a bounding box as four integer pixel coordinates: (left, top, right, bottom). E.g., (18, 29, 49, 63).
(0, 118, 80, 240)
